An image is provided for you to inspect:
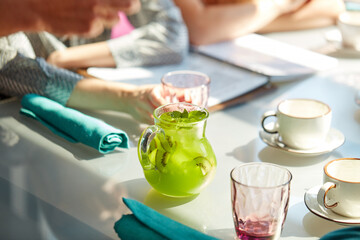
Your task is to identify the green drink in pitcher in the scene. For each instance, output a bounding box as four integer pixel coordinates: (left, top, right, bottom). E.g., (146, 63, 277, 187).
(138, 103, 217, 197)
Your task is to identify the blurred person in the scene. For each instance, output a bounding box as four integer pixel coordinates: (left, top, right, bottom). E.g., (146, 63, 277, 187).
(0, 0, 141, 37)
(0, 1, 189, 123)
(46, 0, 188, 69)
(0, 32, 166, 123)
(173, 0, 345, 45)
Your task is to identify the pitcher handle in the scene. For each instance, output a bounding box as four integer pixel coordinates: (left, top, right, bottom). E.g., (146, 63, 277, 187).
(138, 125, 162, 169)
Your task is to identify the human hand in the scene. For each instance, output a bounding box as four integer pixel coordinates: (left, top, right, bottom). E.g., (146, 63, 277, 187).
(29, 0, 141, 37)
(47, 50, 62, 68)
(68, 79, 167, 124)
(119, 84, 168, 124)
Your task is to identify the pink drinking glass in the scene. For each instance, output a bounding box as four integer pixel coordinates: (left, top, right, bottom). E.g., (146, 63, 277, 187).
(230, 163, 292, 240)
(161, 70, 210, 108)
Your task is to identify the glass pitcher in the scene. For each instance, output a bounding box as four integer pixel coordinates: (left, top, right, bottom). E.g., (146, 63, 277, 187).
(138, 102, 217, 197)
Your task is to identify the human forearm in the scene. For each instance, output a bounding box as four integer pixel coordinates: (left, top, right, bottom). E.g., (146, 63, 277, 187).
(259, 0, 344, 33)
(259, 15, 335, 33)
(175, 0, 306, 45)
(66, 78, 132, 112)
(47, 42, 116, 69)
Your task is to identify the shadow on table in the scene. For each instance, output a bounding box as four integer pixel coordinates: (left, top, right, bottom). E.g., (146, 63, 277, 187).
(207, 228, 236, 240)
(228, 138, 343, 167)
(0, 178, 114, 240)
(144, 190, 206, 235)
(281, 201, 310, 238)
(27, 149, 149, 230)
(302, 212, 345, 238)
(281, 201, 345, 239)
(28, 153, 156, 239)
(144, 189, 198, 209)
(258, 147, 343, 167)
(227, 139, 260, 164)
(0, 132, 152, 239)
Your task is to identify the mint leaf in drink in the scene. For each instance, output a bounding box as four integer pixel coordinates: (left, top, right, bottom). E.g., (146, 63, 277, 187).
(170, 111, 182, 118)
(181, 109, 189, 118)
(159, 113, 175, 122)
(160, 109, 207, 123)
(188, 110, 207, 121)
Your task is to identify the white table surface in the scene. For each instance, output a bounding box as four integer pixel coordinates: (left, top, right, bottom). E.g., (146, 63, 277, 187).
(1, 27, 360, 240)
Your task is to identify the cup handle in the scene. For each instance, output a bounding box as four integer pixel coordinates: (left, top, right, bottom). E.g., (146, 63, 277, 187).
(138, 125, 162, 170)
(261, 110, 278, 133)
(317, 182, 338, 209)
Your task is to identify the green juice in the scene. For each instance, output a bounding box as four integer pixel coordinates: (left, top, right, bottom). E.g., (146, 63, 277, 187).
(139, 109, 217, 197)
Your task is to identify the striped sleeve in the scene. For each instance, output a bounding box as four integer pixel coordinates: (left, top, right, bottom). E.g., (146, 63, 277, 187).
(0, 53, 83, 105)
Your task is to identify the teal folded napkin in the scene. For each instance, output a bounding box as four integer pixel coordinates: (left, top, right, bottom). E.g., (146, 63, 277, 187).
(320, 227, 360, 240)
(20, 94, 129, 153)
(114, 198, 219, 240)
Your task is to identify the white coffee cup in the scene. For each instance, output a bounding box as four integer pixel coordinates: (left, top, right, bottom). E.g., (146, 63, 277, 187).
(317, 158, 360, 218)
(261, 99, 332, 149)
(337, 11, 360, 50)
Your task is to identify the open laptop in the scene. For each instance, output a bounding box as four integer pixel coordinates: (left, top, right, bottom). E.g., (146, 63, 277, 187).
(192, 34, 338, 80)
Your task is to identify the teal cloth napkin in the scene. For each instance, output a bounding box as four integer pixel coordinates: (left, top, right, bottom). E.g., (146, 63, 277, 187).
(320, 227, 360, 240)
(20, 94, 129, 153)
(114, 198, 219, 240)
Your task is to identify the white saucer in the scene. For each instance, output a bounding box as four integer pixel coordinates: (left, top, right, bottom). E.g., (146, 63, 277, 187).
(324, 29, 360, 57)
(304, 185, 360, 225)
(259, 128, 345, 156)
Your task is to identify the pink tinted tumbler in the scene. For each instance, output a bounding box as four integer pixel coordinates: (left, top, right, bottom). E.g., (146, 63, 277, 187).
(230, 163, 292, 240)
(161, 70, 210, 108)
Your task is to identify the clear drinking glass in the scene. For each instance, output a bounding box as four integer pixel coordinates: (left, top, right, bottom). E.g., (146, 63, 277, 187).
(230, 163, 292, 240)
(161, 70, 210, 108)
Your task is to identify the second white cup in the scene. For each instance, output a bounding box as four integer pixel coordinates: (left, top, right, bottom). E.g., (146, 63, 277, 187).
(317, 158, 360, 218)
(261, 98, 332, 150)
(337, 11, 360, 50)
